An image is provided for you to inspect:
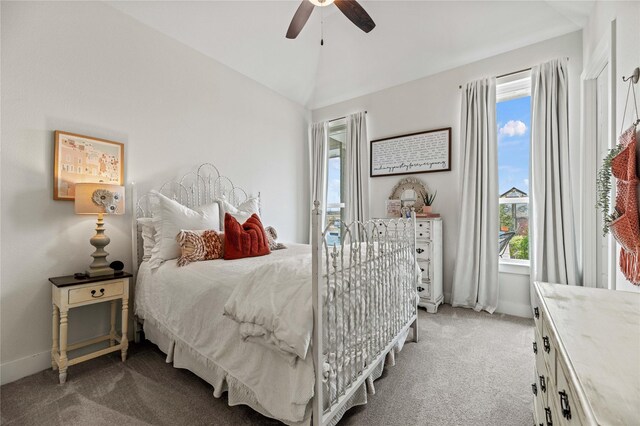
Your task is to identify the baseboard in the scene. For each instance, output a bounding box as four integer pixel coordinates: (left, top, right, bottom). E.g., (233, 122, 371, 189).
(495, 299, 533, 318)
(1, 350, 52, 385)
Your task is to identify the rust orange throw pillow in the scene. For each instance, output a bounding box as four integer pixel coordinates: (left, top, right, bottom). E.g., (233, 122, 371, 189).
(223, 213, 271, 260)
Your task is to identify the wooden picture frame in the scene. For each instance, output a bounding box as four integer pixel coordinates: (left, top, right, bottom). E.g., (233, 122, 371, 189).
(53, 131, 124, 200)
(370, 127, 452, 177)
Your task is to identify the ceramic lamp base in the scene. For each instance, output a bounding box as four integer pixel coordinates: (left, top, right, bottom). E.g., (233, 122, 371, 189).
(86, 213, 114, 277)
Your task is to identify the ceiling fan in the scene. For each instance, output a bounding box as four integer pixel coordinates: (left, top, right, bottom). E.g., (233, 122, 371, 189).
(286, 0, 376, 40)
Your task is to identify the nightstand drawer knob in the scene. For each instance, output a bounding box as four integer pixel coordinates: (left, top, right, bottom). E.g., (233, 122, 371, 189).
(534, 307, 539, 318)
(416, 248, 424, 254)
(417, 286, 425, 292)
(91, 288, 105, 298)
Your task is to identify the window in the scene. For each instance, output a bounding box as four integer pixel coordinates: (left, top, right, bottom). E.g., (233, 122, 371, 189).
(497, 71, 531, 262)
(325, 119, 346, 246)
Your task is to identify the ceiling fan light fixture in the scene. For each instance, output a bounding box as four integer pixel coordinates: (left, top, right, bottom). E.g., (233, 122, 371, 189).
(308, 0, 335, 7)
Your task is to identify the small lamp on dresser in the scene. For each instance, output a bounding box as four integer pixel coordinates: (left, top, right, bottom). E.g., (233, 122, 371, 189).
(74, 183, 124, 277)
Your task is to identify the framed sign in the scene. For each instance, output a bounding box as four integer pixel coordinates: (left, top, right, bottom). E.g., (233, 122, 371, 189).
(53, 131, 124, 200)
(370, 127, 451, 177)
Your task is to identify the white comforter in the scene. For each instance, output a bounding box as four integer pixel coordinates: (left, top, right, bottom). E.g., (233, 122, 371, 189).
(135, 244, 314, 424)
(223, 253, 313, 362)
(223, 243, 420, 365)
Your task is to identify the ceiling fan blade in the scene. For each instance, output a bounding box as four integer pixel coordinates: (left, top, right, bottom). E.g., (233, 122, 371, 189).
(334, 0, 375, 33)
(286, 1, 315, 39)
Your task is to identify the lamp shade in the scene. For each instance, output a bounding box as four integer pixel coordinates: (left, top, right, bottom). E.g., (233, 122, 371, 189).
(74, 183, 125, 215)
(309, 0, 335, 6)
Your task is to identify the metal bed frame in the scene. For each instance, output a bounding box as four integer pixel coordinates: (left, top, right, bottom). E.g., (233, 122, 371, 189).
(131, 163, 419, 426)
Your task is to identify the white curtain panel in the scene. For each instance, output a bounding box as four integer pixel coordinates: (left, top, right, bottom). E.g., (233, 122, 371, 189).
(309, 121, 328, 240)
(344, 111, 370, 228)
(530, 58, 580, 287)
(452, 77, 499, 313)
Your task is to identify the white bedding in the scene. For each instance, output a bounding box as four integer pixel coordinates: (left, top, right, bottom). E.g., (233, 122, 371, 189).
(223, 253, 313, 362)
(135, 244, 314, 424)
(135, 242, 417, 425)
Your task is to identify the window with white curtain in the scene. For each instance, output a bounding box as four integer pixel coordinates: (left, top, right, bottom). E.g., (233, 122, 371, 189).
(325, 118, 346, 245)
(497, 71, 531, 264)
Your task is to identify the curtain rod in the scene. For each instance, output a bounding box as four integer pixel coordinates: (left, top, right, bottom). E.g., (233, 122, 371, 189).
(458, 57, 569, 89)
(328, 111, 367, 123)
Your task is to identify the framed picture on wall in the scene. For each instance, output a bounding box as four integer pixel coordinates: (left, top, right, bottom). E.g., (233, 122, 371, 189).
(370, 127, 452, 177)
(53, 131, 124, 200)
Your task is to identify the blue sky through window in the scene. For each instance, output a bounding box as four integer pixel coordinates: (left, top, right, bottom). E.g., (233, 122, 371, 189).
(327, 157, 341, 205)
(497, 96, 531, 196)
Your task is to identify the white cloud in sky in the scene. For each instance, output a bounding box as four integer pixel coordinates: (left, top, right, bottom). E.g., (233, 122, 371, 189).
(499, 120, 527, 137)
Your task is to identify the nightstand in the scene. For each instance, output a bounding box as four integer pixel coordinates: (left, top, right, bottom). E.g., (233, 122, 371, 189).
(49, 272, 132, 384)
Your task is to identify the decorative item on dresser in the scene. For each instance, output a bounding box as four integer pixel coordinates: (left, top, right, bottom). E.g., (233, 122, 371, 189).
(531, 282, 640, 425)
(49, 272, 132, 384)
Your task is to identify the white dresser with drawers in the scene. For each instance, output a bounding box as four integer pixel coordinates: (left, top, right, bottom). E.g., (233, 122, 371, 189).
(531, 282, 640, 426)
(415, 218, 443, 313)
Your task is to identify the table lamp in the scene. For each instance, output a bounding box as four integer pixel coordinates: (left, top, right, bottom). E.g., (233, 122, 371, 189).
(74, 183, 125, 277)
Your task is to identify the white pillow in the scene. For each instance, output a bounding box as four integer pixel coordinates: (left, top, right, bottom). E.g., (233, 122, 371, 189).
(149, 190, 221, 269)
(137, 217, 156, 261)
(218, 197, 260, 228)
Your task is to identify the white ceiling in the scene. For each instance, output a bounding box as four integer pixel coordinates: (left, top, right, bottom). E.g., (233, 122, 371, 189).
(108, 1, 594, 109)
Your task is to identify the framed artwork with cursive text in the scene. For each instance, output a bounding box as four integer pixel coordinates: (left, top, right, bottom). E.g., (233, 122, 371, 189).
(370, 127, 451, 177)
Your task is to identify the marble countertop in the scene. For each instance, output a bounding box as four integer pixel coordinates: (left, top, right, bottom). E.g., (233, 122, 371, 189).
(537, 283, 640, 425)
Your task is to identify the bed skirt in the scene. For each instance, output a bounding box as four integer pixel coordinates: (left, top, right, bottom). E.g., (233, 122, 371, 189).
(139, 315, 410, 425)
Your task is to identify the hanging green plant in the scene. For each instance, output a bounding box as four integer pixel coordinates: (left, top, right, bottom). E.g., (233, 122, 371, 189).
(595, 143, 624, 236)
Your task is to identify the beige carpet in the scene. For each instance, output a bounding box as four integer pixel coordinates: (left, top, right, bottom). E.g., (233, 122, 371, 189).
(1, 305, 534, 425)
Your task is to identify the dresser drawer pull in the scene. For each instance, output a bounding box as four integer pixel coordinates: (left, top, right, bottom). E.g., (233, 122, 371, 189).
(543, 336, 551, 353)
(91, 288, 105, 298)
(539, 375, 546, 393)
(534, 307, 539, 319)
(559, 391, 571, 420)
(533, 342, 537, 354)
(417, 286, 425, 292)
(545, 407, 553, 426)
(416, 248, 424, 254)
(420, 267, 425, 272)
(531, 383, 537, 395)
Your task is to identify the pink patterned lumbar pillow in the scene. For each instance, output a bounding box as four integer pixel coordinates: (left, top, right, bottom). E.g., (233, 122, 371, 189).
(176, 229, 224, 266)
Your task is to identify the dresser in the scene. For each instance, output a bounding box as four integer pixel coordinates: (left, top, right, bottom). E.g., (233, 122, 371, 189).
(378, 217, 443, 313)
(531, 282, 640, 425)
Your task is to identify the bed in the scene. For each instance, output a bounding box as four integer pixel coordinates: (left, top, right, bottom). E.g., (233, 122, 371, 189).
(131, 163, 420, 426)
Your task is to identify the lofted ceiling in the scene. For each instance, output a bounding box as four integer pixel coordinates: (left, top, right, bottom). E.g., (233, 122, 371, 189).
(108, 1, 594, 109)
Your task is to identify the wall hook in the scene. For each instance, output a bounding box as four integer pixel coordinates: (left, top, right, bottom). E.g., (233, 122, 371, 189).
(622, 67, 639, 84)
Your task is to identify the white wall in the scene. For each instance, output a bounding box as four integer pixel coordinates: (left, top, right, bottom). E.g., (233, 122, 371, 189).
(0, 1, 309, 384)
(583, 1, 640, 293)
(313, 31, 583, 318)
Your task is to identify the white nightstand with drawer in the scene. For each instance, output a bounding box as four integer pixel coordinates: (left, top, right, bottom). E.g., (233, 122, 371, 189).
(49, 272, 132, 384)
